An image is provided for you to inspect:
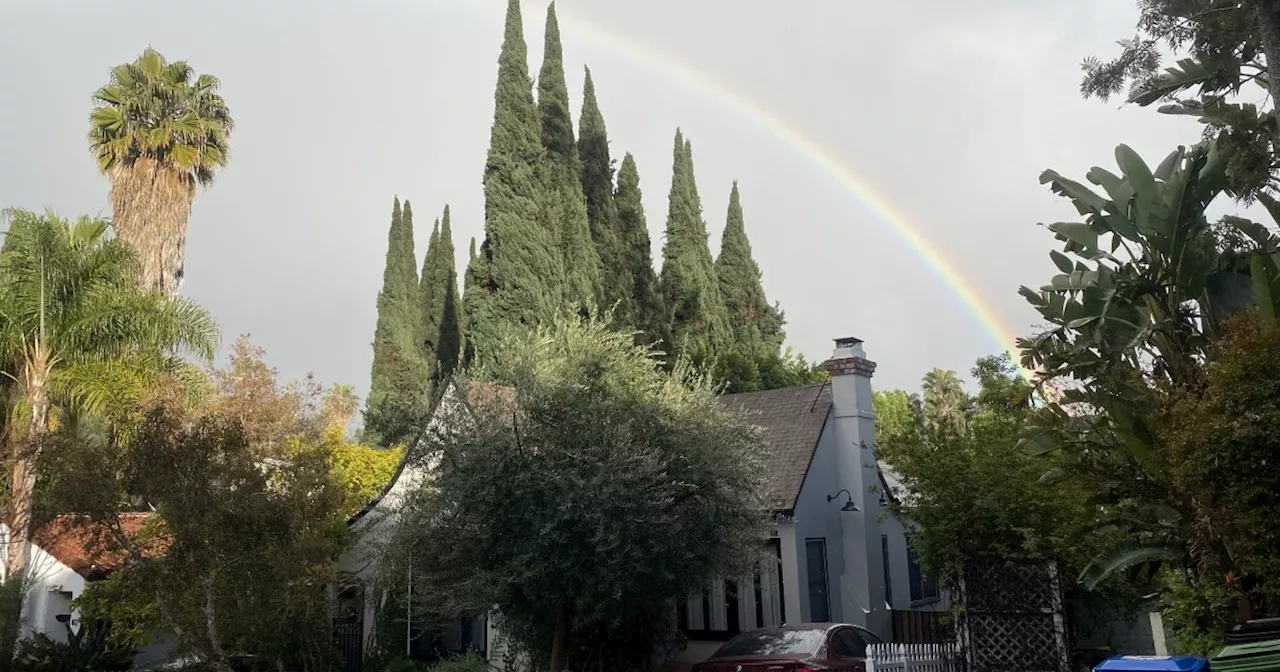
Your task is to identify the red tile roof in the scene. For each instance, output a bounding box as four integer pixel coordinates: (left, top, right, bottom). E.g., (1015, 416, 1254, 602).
(31, 513, 162, 579)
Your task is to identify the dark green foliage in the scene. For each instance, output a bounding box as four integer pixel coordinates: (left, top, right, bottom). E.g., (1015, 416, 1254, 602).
(419, 206, 465, 384)
(420, 218, 443, 359)
(660, 131, 731, 353)
(614, 153, 668, 349)
(12, 621, 136, 672)
(366, 198, 432, 447)
(715, 182, 785, 355)
(462, 237, 478, 367)
(688, 345, 828, 394)
(579, 67, 629, 319)
(538, 3, 601, 309)
(1164, 316, 1280, 617)
(435, 209, 465, 382)
(1080, 0, 1280, 200)
(66, 408, 348, 671)
(466, 0, 564, 366)
(875, 355, 1143, 609)
(387, 314, 766, 672)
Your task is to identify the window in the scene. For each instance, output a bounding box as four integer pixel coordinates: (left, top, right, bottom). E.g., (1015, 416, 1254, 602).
(805, 538, 830, 622)
(907, 544, 940, 604)
(829, 628, 868, 659)
(881, 535, 893, 607)
(711, 628, 826, 658)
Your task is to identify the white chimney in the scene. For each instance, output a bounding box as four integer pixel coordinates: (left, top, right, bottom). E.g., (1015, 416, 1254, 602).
(823, 337, 890, 638)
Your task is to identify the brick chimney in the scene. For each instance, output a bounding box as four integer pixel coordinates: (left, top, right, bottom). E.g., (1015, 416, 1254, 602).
(823, 336, 890, 638)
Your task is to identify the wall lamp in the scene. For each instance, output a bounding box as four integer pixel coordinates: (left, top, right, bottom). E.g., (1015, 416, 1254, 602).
(827, 489, 861, 512)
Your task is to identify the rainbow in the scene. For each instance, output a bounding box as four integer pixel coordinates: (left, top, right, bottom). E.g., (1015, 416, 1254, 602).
(472, 1, 1026, 369)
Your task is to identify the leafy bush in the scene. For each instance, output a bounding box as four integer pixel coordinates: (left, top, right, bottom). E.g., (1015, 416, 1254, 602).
(1159, 568, 1235, 656)
(430, 653, 489, 672)
(12, 621, 136, 672)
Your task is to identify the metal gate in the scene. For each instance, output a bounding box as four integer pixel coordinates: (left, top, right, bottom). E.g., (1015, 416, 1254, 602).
(333, 621, 364, 672)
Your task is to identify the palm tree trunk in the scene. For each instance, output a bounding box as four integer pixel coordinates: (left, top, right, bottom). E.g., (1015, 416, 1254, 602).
(4, 360, 49, 582)
(108, 158, 195, 297)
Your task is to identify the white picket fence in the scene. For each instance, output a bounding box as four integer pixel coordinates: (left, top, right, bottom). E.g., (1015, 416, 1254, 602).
(866, 643, 961, 672)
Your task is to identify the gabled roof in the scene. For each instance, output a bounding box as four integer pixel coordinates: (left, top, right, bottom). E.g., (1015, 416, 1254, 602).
(352, 380, 837, 519)
(346, 381, 514, 527)
(718, 382, 832, 512)
(32, 513, 159, 580)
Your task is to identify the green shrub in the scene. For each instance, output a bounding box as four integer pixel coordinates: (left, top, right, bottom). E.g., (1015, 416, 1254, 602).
(430, 653, 489, 672)
(12, 621, 136, 672)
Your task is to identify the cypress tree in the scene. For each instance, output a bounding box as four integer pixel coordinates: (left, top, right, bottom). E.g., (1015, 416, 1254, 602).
(420, 218, 443, 359)
(435, 206, 464, 381)
(462, 237, 478, 367)
(366, 197, 431, 446)
(579, 65, 627, 321)
(660, 130, 731, 352)
(466, 0, 563, 364)
(538, 2, 601, 310)
(716, 182, 785, 355)
(614, 152, 668, 348)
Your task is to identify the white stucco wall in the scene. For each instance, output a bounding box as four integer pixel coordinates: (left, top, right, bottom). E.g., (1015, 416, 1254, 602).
(0, 524, 175, 666)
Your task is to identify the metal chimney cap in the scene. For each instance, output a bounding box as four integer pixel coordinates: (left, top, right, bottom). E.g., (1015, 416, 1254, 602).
(834, 336, 864, 348)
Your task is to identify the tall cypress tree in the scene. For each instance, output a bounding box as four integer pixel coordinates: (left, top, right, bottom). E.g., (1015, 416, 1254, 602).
(366, 197, 431, 446)
(578, 65, 627, 320)
(462, 236, 479, 367)
(614, 152, 667, 348)
(716, 182, 785, 355)
(419, 218, 443, 363)
(660, 130, 731, 352)
(465, 0, 563, 364)
(538, 2, 601, 310)
(435, 207, 465, 381)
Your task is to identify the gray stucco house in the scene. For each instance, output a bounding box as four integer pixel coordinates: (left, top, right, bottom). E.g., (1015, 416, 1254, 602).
(331, 337, 945, 670)
(666, 337, 946, 667)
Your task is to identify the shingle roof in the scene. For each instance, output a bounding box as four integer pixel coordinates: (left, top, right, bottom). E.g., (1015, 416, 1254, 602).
(354, 380, 835, 522)
(719, 382, 832, 512)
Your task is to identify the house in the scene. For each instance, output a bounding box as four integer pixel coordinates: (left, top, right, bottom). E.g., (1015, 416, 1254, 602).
(665, 337, 947, 668)
(331, 337, 945, 670)
(0, 513, 177, 668)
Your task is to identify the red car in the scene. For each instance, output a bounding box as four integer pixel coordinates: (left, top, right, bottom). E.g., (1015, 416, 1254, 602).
(689, 623, 885, 672)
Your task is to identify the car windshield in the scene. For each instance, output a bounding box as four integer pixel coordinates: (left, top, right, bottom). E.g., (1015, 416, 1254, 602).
(711, 628, 826, 658)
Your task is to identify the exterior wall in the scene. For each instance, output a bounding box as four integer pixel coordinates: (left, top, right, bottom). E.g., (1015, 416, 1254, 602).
(0, 525, 175, 666)
(879, 513, 949, 613)
(774, 522, 802, 626)
(824, 342, 891, 640)
(792, 412, 843, 623)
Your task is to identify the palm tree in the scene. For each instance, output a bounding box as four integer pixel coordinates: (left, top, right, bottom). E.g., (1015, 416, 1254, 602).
(0, 209, 219, 582)
(88, 47, 234, 296)
(920, 368, 970, 436)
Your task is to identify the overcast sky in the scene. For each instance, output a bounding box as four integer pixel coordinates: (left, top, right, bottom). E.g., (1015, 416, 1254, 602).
(0, 0, 1244, 399)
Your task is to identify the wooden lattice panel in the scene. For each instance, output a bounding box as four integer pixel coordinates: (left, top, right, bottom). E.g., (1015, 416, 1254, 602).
(964, 613, 1065, 671)
(962, 561, 1057, 613)
(958, 558, 1069, 672)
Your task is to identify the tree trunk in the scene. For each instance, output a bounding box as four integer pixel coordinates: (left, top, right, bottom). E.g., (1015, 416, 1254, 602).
(108, 158, 195, 296)
(548, 604, 570, 672)
(4, 362, 49, 582)
(1250, 0, 1280, 146)
(203, 577, 233, 672)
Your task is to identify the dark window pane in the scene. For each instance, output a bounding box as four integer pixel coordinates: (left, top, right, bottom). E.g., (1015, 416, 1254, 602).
(710, 628, 826, 658)
(881, 535, 893, 607)
(830, 629, 867, 659)
(908, 545, 925, 603)
(805, 539, 830, 622)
